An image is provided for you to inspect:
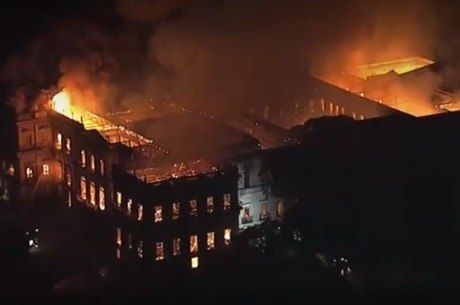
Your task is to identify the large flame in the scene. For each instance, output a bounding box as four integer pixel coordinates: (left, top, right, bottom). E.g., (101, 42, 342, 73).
(51, 89, 72, 116)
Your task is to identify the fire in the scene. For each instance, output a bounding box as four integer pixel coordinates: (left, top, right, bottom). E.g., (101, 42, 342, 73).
(51, 89, 72, 116)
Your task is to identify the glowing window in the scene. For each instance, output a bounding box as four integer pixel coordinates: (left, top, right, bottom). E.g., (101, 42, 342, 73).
(173, 238, 181, 256)
(99, 187, 105, 211)
(190, 235, 198, 253)
(223, 193, 231, 210)
(116, 248, 121, 260)
(80, 177, 87, 200)
(42, 163, 50, 176)
(260, 202, 269, 220)
(155, 242, 164, 261)
(116, 227, 122, 246)
(127, 198, 133, 215)
(99, 159, 105, 176)
(189, 200, 198, 216)
(207, 232, 215, 250)
(89, 182, 96, 206)
(80, 150, 86, 168)
(277, 201, 284, 217)
(359, 114, 365, 120)
(206, 196, 214, 213)
(65, 138, 71, 153)
(26, 167, 34, 179)
(137, 204, 143, 221)
(116, 192, 122, 208)
(56, 133, 62, 150)
(90, 154, 96, 172)
(65, 167, 71, 186)
(128, 234, 133, 249)
(137, 241, 143, 258)
(191, 257, 199, 269)
(224, 228, 231, 245)
(172, 202, 180, 220)
(154, 206, 163, 222)
(242, 206, 252, 223)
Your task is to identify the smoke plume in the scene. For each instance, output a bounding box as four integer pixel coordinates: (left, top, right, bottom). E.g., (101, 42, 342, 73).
(0, 0, 452, 115)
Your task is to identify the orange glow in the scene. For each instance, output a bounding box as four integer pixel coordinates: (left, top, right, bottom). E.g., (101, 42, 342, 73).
(51, 90, 72, 115)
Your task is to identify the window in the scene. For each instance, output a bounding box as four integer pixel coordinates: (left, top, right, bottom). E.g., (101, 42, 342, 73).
(207, 232, 215, 250)
(116, 227, 122, 246)
(116, 192, 122, 208)
(80, 177, 87, 200)
(223, 193, 231, 210)
(80, 150, 86, 168)
(155, 242, 164, 261)
(190, 235, 198, 253)
(359, 114, 365, 120)
(189, 199, 198, 216)
(137, 204, 143, 221)
(173, 238, 181, 256)
(206, 196, 214, 213)
(172, 202, 180, 220)
(116, 248, 121, 260)
(224, 228, 231, 245)
(90, 154, 96, 172)
(42, 163, 50, 176)
(154, 206, 163, 222)
(99, 159, 105, 176)
(277, 201, 284, 217)
(128, 234, 133, 249)
(137, 241, 143, 258)
(191, 257, 199, 269)
(260, 202, 269, 220)
(242, 206, 253, 224)
(65, 167, 71, 186)
(99, 187, 105, 211)
(56, 133, 62, 150)
(26, 166, 34, 179)
(25, 134, 33, 146)
(89, 182, 96, 206)
(65, 138, 71, 153)
(127, 198, 133, 215)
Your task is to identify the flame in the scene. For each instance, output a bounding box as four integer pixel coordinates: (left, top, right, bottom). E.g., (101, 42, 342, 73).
(51, 89, 72, 116)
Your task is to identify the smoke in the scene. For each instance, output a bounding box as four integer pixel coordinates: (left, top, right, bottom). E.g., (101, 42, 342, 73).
(0, 0, 451, 116)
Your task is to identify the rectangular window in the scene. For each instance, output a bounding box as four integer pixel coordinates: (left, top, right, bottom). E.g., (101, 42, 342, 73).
(277, 201, 284, 217)
(80, 176, 87, 201)
(224, 228, 231, 245)
(26, 166, 34, 179)
(206, 196, 214, 213)
(127, 198, 133, 215)
(260, 202, 269, 220)
(191, 257, 199, 269)
(190, 235, 198, 253)
(207, 232, 215, 250)
(80, 150, 86, 168)
(65, 167, 71, 186)
(155, 242, 164, 261)
(189, 200, 198, 216)
(99, 187, 105, 211)
(99, 159, 105, 176)
(173, 238, 181, 256)
(56, 133, 62, 150)
(172, 202, 180, 220)
(90, 154, 96, 172)
(242, 206, 253, 224)
(128, 234, 133, 250)
(42, 163, 50, 176)
(137, 241, 143, 259)
(137, 204, 143, 221)
(223, 193, 231, 210)
(89, 182, 96, 206)
(116, 192, 122, 208)
(65, 138, 71, 154)
(116, 227, 122, 246)
(154, 206, 163, 222)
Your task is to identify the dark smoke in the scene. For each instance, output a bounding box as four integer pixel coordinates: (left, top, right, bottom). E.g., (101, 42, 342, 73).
(1, 0, 455, 115)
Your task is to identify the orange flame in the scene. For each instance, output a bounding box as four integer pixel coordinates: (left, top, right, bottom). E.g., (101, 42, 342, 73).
(51, 89, 72, 116)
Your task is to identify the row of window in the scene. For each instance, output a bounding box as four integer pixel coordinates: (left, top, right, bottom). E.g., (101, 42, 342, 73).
(115, 192, 232, 222)
(116, 228, 232, 268)
(56, 132, 106, 176)
(80, 177, 106, 210)
(319, 99, 366, 120)
(25, 163, 50, 179)
(241, 201, 284, 224)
